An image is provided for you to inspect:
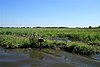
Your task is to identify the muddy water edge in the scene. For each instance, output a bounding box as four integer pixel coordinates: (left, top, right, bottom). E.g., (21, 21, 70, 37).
(0, 47, 100, 67)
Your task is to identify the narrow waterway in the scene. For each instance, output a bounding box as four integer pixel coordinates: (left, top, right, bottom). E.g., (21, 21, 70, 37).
(0, 47, 100, 67)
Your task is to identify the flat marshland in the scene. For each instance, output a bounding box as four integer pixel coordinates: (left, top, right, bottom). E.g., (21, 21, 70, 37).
(0, 28, 100, 55)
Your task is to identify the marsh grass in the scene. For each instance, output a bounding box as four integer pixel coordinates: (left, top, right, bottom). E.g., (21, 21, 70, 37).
(0, 35, 30, 48)
(65, 42, 100, 55)
(0, 28, 100, 55)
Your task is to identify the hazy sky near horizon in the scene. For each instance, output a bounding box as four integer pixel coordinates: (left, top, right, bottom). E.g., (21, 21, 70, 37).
(0, 0, 100, 27)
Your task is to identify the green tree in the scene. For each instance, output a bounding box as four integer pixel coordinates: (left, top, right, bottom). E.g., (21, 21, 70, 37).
(89, 26, 92, 28)
(98, 25, 100, 28)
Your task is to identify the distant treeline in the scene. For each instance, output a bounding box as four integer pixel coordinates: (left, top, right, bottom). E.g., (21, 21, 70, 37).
(0, 25, 100, 29)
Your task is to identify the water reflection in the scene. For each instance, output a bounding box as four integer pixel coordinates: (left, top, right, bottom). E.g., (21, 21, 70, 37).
(91, 54, 100, 61)
(0, 47, 100, 67)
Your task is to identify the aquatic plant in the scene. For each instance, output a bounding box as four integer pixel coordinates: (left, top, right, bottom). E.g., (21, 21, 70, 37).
(65, 42, 100, 55)
(0, 35, 30, 48)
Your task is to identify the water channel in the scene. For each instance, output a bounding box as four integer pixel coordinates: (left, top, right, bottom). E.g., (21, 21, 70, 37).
(0, 47, 100, 67)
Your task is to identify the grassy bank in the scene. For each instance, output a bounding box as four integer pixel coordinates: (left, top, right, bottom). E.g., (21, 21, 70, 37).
(0, 35, 30, 48)
(65, 42, 100, 55)
(0, 28, 100, 55)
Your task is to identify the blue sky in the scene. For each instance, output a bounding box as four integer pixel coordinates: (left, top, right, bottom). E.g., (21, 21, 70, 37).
(0, 0, 100, 27)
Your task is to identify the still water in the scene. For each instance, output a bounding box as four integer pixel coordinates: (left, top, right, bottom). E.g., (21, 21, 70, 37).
(0, 47, 100, 67)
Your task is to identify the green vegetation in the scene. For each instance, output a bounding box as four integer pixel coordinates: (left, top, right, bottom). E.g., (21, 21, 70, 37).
(0, 35, 30, 48)
(0, 28, 100, 55)
(65, 42, 100, 55)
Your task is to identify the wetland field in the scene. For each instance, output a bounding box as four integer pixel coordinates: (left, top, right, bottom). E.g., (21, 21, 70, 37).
(0, 27, 100, 67)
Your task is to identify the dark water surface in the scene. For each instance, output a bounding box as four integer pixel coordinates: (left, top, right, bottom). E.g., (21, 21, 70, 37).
(0, 47, 100, 67)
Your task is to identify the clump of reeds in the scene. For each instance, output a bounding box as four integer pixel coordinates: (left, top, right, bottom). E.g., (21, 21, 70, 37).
(64, 42, 100, 55)
(0, 35, 30, 48)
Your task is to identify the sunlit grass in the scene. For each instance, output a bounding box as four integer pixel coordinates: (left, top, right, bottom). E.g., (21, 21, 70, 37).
(0, 35, 30, 48)
(65, 42, 100, 55)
